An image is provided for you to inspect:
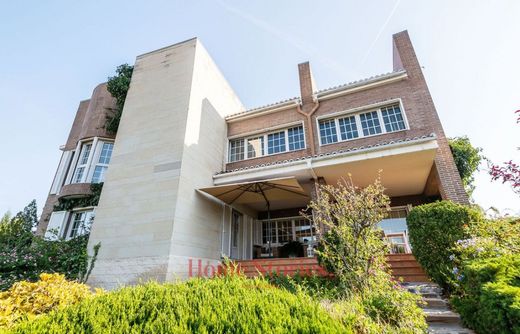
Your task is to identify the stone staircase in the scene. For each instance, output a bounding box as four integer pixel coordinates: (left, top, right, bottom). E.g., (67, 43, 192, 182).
(402, 282, 474, 334)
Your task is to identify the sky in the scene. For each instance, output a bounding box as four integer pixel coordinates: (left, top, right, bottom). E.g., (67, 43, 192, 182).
(0, 1, 519, 216)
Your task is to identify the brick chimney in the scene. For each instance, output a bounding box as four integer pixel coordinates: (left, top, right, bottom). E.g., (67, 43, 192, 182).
(298, 62, 317, 105)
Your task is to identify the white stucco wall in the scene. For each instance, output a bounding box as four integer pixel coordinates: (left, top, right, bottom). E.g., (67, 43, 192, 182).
(87, 39, 247, 289)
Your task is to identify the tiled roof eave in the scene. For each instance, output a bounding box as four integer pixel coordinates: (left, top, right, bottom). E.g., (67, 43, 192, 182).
(225, 70, 407, 121)
(215, 133, 437, 177)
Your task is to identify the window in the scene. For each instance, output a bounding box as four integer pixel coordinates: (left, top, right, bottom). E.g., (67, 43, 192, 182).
(294, 219, 316, 243)
(92, 142, 114, 183)
(277, 220, 292, 243)
(228, 124, 306, 162)
(319, 119, 338, 144)
(232, 211, 241, 248)
(267, 131, 286, 154)
(247, 137, 264, 159)
(288, 126, 305, 151)
(261, 217, 315, 245)
(229, 139, 245, 162)
(67, 210, 94, 239)
(381, 105, 406, 132)
(338, 116, 359, 140)
(360, 111, 382, 136)
(72, 143, 92, 183)
(318, 103, 407, 146)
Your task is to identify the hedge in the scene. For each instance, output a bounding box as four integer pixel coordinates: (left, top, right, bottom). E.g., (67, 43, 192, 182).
(406, 201, 482, 290)
(452, 255, 520, 334)
(6, 275, 352, 334)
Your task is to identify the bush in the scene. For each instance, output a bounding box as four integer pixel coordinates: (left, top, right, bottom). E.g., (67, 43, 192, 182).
(0, 273, 95, 329)
(451, 255, 520, 334)
(267, 273, 341, 300)
(7, 275, 351, 334)
(307, 176, 391, 294)
(407, 201, 482, 290)
(269, 273, 427, 333)
(322, 283, 427, 334)
(0, 233, 97, 291)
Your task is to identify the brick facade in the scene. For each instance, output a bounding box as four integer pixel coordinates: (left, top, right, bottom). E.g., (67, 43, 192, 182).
(37, 84, 116, 234)
(225, 31, 468, 205)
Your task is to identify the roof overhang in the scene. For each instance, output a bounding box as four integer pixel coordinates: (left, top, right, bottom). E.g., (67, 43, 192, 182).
(214, 136, 438, 198)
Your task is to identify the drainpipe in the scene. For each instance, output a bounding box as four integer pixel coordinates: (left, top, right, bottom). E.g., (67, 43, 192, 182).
(297, 102, 319, 156)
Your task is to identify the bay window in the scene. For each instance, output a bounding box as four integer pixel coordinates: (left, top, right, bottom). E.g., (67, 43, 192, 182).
(69, 139, 114, 184)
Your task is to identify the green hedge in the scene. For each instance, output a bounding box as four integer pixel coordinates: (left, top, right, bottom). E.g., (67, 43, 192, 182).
(7, 275, 352, 334)
(452, 256, 520, 334)
(406, 201, 482, 290)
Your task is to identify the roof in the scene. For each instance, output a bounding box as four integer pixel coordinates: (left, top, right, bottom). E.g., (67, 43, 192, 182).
(225, 70, 407, 120)
(216, 133, 436, 176)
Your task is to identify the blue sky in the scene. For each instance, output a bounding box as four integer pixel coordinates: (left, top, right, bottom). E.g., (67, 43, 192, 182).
(0, 1, 519, 216)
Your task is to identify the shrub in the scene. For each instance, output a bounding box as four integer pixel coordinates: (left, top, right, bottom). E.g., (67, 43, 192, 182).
(269, 273, 427, 333)
(451, 255, 520, 334)
(105, 64, 133, 134)
(267, 273, 341, 300)
(0, 234, 98, 291)
(307, 175, 391, 294)
(7, 275, 351, 334)
(407, 201, 482, 290)
(0, 273, 95, 329)
(323, 283, 427, 334)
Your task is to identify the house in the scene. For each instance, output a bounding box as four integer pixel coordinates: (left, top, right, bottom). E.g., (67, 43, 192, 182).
(38, 31, 468, 289)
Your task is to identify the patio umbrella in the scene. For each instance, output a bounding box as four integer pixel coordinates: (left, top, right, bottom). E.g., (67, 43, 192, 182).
(199, 177, 309, 257)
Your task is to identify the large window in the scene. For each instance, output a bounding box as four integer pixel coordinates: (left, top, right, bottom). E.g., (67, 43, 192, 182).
(318, 119, 338, 144)
(381, 105, 406, 132)
(318, 103, 407, 145)
(65, 210, 94, 239)
(72, 143, 92, 183)
(288, 126, 305, 151)
(338, 116, 359, 140)
(92, 142, 113, 183)
(267, 131, 286, 154)
(228, 124, 305, 162)
(261, 217, 315, 246)
(360, 111, 382, 136)
(70, 139, 114, 184)
(229, 139, 245, 162)
(247, 136, 264, 159)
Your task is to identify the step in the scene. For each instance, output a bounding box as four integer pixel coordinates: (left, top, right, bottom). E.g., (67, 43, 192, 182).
(427, 323, 475, 334)
(424, 309, 461, 324)
(423, 298, 448, 309)
(391, 267, 427, 275)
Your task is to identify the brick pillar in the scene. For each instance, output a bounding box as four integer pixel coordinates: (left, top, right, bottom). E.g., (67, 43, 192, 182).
(392, 31, 469, 204)
(298, 62, 317, 106)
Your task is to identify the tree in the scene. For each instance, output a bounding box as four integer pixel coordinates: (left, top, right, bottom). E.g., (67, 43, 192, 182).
(105, 64, 134, 134)
(306, 175, 390, 294)
(13, 200, 38, 231)
(488, 110, 520, 195)
(448, 136, 483, 196)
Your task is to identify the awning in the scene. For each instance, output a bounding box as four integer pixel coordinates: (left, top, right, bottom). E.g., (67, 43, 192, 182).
(198, 177, 309, 211)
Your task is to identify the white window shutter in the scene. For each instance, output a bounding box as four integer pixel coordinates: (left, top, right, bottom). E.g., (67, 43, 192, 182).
(44, 211, 67, 240)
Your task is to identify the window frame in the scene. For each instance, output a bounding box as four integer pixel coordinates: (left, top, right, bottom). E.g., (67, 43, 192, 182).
(72, 142, 93, 183)
(316, 100, 408, 147)
(227, 123, 306, 163)
(260, 216, 315, 247)
(63, 209, 94, 240)
(91, 141, 114, 183)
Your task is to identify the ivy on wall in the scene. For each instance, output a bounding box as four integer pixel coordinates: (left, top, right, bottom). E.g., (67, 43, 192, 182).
(105, 64, 133, 134)
(53, 183, 103, 212)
